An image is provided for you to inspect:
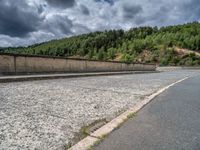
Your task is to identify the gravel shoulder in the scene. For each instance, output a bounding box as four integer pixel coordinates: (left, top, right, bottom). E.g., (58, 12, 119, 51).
(95, 75, 200, 150)
(0, 70, 200, 149)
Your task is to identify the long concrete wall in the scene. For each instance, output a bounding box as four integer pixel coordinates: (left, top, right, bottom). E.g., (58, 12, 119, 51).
(0, 53, 156, 75)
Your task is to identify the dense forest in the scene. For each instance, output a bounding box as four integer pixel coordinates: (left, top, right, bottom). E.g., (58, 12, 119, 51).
(2, 22, 200, 66)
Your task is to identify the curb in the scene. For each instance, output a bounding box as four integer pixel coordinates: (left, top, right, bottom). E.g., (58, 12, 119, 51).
(0, 71, 158, 83)
(68, 77, 189, 150)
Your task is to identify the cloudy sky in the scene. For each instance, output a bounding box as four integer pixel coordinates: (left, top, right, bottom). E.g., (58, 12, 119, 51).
(0, 0, 199, 47)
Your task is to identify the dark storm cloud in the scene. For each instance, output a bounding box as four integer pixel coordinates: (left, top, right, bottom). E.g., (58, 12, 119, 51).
(43, 15, 73, 35)
(95, 0, 115, 5)
(37, 4, 46, 14)
(79, 5, 90, 15)
(148, 6, 171, 25)
(46, 0, 76, 9)
(1, 0, 200, 47)
(134, 16, 146, 25)
(122, 4, 143, 20)
(58, 18, 73, 34)
(181, 0, 200, 20)
(73, 24, 91, 34)
(0, 0, 43, 37)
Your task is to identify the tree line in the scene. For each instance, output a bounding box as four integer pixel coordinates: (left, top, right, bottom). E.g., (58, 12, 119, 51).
(3, 22, 200, 66)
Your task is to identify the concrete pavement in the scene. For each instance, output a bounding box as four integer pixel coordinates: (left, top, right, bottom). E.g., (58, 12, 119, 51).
(95, 75, 200, 150)
(0, 71, 156, 83)
(0, 70, 200, 149)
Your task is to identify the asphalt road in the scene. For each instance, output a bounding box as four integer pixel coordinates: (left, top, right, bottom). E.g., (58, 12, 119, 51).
(95, 75, 200, 150)
(0, 70, 200, 149)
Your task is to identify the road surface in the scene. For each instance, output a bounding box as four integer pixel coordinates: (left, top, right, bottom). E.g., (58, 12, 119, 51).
(95, 75, 200, 150)
(0, 70, 200, 149)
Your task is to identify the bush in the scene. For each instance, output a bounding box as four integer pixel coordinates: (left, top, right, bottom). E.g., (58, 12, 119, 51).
(107, 48, 116, 59)
(121, 54, 134, 63)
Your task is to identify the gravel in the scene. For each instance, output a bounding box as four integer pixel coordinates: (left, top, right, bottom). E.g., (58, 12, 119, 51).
(0, 70, 200, 150)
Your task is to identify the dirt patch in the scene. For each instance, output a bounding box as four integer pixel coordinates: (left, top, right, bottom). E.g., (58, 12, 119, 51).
(175, 47, 200, 57)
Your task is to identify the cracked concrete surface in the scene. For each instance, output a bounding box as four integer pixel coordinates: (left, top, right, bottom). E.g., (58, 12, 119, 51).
(0, 70, 200, 149)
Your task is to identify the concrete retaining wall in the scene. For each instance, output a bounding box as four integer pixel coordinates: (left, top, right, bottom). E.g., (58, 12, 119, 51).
(0, 53, 156, 75)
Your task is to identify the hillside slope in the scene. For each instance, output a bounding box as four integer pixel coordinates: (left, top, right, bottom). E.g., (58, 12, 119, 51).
(2, 22, 200, 66)
(175, 47, 200, 57)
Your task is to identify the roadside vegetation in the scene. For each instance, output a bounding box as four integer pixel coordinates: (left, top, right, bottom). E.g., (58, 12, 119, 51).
(2, 22, 200, 66)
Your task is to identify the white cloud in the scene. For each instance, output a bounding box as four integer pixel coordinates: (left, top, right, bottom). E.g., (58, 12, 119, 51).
(0, 0, 199, 47)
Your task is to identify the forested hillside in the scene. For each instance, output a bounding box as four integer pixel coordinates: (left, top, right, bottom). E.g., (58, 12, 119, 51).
(2, 22, 200, 66)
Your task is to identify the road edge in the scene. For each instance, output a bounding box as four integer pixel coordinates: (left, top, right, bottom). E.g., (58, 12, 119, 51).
(0, 71, 158, 83)
(68, 77, 189, 150)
